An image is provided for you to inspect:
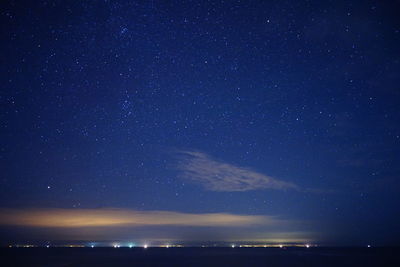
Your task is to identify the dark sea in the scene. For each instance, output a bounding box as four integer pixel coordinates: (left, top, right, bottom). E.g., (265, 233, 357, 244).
(1, 247, 398, 267)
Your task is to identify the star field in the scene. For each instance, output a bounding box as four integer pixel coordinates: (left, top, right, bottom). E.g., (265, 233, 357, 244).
(1, 0, 400, 245)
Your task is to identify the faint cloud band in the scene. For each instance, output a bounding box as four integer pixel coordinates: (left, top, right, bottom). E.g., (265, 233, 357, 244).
(0, 208, 276, 228)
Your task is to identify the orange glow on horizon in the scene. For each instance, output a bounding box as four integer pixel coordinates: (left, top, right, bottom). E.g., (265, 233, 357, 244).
(0, 208, 276, 228)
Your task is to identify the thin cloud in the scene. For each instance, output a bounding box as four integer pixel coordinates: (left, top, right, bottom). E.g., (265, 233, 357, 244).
(0, 208, 277, 228)
(176, 151, 299, 192)
(0, 208, 317, 244)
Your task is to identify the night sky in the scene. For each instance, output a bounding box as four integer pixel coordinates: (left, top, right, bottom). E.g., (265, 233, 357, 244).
(1, 0, 400, 246)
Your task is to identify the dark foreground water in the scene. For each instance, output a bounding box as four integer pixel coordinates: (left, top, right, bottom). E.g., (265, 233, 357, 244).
(1, 247, 398, 267)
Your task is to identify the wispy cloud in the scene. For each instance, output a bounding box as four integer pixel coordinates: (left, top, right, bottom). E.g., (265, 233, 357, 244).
(176, 151, 299, 192)
(0, 208, 276, 228)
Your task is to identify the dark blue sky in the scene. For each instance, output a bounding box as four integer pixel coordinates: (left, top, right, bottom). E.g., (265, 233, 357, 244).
(1, 0, 399, 246)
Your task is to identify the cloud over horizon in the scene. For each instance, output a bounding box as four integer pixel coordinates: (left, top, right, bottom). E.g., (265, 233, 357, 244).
(176, 151, 299, 192)
(0, 208, 317, 243)
(0, 208, 275, 228)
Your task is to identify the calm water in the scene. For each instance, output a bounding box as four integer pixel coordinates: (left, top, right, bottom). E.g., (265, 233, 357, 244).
(1, 247, 398, 266)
